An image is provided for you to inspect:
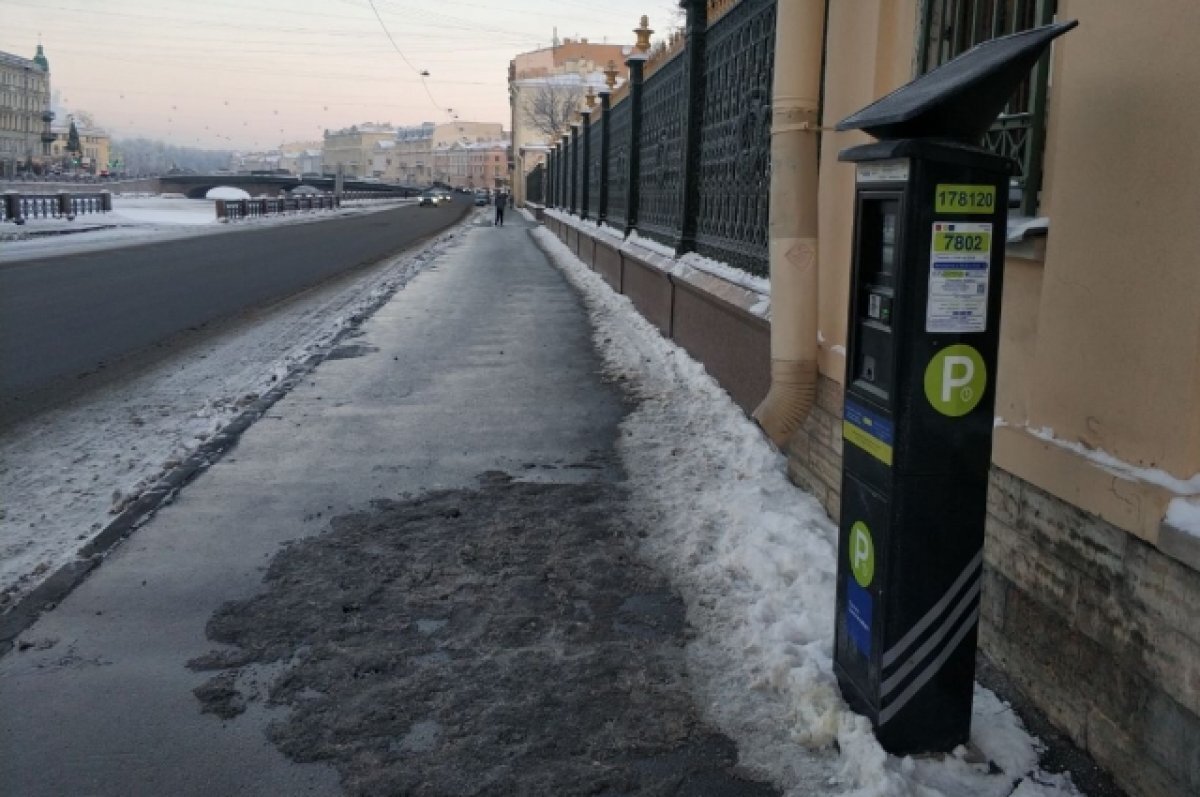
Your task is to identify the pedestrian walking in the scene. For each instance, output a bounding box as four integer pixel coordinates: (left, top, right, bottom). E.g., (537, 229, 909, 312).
(494, 191, 505, 226)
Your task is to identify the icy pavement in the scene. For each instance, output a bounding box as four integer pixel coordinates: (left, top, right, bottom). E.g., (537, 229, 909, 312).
(0, 194, 416, 263)
(531, 223, 1082, 797)
(0, 212, 471, 615)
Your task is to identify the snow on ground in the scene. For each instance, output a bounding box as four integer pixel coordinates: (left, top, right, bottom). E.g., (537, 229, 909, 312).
(532, 223, 1081, 797)
(0, 209, 475, 612)
(0, 194, 416, 263)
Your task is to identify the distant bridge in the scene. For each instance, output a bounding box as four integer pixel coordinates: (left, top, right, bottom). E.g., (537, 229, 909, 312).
(156, 174, 419, 199)
(0, 174, 420, 200)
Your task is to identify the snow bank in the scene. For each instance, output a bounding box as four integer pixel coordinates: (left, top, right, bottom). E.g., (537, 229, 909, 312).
(205, 185, 251, 200)
(532, 226, 1081, 797)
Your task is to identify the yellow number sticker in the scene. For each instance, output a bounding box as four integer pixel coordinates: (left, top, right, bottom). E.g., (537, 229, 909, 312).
(935, 184, 996, 214)
(933, 230, 992, 254)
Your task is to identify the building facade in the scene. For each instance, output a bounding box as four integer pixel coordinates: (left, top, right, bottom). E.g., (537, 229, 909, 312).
(0, 45, 53, 177)
(48, 119, 111, 174)
(509, 37, 627, 206)
(322, 123, 396, 177)
(433, 139, 510, 189)
(279, 141, 322, 176)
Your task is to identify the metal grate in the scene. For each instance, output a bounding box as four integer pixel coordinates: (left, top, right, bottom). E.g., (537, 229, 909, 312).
(636, 52, 687, 247)
(606, 98, 631, 229)
(918, 0, 1056, 214)
(695, 0, 776, 277)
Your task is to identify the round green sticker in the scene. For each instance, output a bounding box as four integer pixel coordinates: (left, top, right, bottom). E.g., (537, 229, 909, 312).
(849, 521, 875, 588)
(924, 344, 986, 417)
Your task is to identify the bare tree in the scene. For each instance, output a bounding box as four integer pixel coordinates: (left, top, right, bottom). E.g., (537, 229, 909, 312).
(522, 82, 584, 142)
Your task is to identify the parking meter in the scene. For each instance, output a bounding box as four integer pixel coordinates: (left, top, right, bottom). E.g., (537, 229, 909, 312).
(829, 21, 1076, 754)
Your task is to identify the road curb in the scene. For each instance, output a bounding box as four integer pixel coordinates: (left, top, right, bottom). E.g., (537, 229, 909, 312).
(0, 208, 475, 657)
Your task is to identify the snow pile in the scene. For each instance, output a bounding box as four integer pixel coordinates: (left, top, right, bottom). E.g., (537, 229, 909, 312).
(532, 225, 1080, 797)
(205, 186, 251, 200)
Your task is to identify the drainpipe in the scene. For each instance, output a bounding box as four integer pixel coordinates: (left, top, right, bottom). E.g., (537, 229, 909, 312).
(753, 0, 825, 446)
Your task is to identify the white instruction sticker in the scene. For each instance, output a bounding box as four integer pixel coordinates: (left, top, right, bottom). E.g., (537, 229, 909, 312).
(927, 222, 992, 333)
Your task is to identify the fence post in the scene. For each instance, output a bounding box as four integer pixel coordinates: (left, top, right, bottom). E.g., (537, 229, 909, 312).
(598, 86, 612, 224)
(3, 191, 21, 223)
(569, 122, 580, 215)
(546, 149, 554, 208)
(624, 50, 648, 235)
(580, 106, 592, 220)
(676, 0, 708, 256)
(57, 190, 75, 220)
(560, 135, 570, 208)
(100, 190, 112, 212)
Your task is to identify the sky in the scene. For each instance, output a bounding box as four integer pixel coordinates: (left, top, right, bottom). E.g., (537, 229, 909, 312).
(0, 0, 680, 151)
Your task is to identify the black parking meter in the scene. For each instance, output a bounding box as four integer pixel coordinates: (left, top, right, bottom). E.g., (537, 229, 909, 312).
(830, 21, 1076, 754)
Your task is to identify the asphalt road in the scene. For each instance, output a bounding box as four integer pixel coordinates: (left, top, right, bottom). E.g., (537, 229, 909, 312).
(0, 197, 469, 423)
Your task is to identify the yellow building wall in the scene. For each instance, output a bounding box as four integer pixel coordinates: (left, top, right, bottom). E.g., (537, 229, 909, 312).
(992, 0, 1200, 541)
(814, 0, 919, 380)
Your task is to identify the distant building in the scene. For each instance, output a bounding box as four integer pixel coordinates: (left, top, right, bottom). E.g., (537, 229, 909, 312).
(48, 118, 111, 174)
(0, 44, 53, 177)
(508, 36, 627, 206)
(434, 138, 510, 190)
(279, 141, 322, 176)
(378, 121, 506, 187)
(322, 123, 396, 177)
(392, 122, 437, 184)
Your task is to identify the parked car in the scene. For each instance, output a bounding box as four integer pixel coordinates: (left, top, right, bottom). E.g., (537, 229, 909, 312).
(473, 190, 489, 206)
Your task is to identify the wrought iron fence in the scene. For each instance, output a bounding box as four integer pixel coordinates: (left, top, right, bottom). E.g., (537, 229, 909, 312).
(2, 190, 113, 223)
(695, 0, 775, 274)
(918, 0, 1056, 214)
(606, 98, 631, 230)
(525, 163, 545, 205)
(587, 115, 603, 220)
(636, 52, 687, 247)
(216, 195, 340, 221)
(546, 0, 776, 277)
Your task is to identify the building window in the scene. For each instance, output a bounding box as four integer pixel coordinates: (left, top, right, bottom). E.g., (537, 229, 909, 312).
(917, 0, 1056, 215)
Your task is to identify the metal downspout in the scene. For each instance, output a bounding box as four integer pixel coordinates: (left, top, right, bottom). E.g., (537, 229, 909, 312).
(753, 0, 826, 446)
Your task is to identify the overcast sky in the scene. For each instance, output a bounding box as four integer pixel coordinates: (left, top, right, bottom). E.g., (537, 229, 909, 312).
(0, 0, 680, 151)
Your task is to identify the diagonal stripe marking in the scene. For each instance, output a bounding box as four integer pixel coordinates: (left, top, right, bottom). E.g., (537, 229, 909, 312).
(879, 606, 981, 726)
(881, 577, 981, 696)
(882, 549, 983, 669)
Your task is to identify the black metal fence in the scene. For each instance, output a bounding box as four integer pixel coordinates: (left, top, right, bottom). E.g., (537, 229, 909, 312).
(525, 164, 545, 205)
(2, 190, 113, 223)
(547, 0, 776, 277)
(216, 195, 340, 221)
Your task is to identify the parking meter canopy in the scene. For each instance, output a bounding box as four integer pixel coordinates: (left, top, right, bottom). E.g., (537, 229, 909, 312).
(836, 20, 1077, 142)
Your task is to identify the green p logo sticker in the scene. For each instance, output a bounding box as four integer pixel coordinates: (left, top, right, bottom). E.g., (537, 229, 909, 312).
(849, 521, 875, 588)
(924, 344, 986, 417)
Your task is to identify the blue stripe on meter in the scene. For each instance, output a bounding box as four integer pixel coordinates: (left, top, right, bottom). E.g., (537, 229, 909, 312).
(843, 399, 894, 466)
(846, 577, 873, 657)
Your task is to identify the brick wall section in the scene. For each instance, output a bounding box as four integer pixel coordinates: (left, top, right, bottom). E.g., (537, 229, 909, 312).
(983, 470, 1200, 797)
(783, 374, 845, 523)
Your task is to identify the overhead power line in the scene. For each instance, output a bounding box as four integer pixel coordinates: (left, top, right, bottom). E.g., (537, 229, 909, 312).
(365, 0, 445, 116)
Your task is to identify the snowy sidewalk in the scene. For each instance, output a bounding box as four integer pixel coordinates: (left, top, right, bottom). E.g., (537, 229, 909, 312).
(0, 210, 1091, 796)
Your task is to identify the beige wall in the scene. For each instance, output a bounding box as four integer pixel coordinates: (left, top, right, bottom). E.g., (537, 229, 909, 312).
(991, 0, 1200, 541)
(811, 0, 1200, 542)
(814, 0, 919, 380)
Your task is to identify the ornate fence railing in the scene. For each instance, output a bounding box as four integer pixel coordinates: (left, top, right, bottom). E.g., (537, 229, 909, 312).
(606, 97, 632, 230)
(545, 0, 776, 277)
(636, 52, 688, 247)
(2, 190, 113, 223)
(216, 195, 340, 221)
(587, 114, 603, 219)
(525, 164, 545, 205)
(695, 0, 775, 273)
